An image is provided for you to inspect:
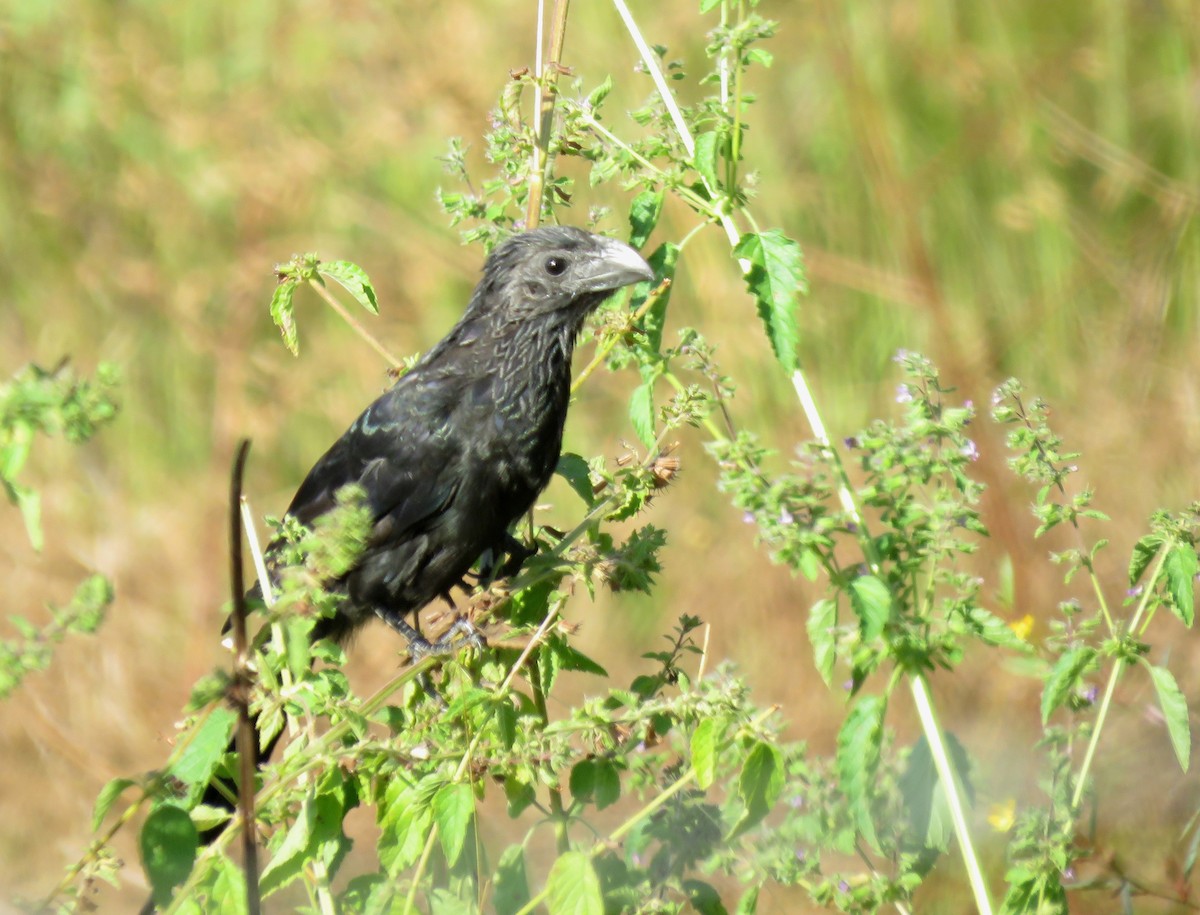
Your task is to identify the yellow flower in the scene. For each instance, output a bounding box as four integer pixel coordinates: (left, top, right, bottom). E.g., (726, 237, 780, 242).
(988, 799, 1016, 832)
(1009, 614, 1034, 642)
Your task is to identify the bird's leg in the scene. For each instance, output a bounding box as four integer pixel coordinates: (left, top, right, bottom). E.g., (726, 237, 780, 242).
(373, 606, 486, 660)
(477, 533, 537, 586)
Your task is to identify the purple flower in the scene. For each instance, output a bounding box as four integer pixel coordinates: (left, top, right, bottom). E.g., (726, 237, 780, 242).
(742, 510, 755, 525)
(1127, 585, 1143, 598)
(1081, 685, 1098, 704)
(780, 508, 795, 524)
(844, 436, 859, 449)
(788, 794, 805, 809)
(838, 880, 850, 893)
(1062, 866, 1075, 882)
(960, 440, 979, 461)
(895, 384, 914, 403)
(842, 679, 854, 692)
(795, 848, 807, 862)
(892, 349, 909, 364)
(991, 387, 1005, 406)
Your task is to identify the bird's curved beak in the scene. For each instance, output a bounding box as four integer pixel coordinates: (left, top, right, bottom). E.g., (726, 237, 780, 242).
(577, 237, 655, 294)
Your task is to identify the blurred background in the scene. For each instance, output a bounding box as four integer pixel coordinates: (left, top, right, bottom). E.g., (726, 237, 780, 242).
(3, 0, 1199, 910)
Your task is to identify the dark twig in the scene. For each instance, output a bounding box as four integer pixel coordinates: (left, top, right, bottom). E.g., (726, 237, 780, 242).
(229, 439, 261, 915)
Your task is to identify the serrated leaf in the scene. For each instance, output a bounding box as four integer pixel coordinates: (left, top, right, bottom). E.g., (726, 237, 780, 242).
(628, 190, 664, 250)
(494, 844, 531, 915)
(629, 379, 656, 447)
(433, 782, 474, 867)
(836, 694, 886, 849)
(1164, 543, 1197, 627)
(7, 481, 43, 551)
(569, 759, 597, 803)
(269, 280, 299, 355)
(683, 880, 727, 915)
(593, 760, 621, 810)
(586, 75, 613, 112)
(732, 230, 806, 373)
(806, 598, 837, 686)
(547, 634, 608, 677)
(1144, 662, 1190, 772)
(693, 131, 721, 191)
(92, 777, 138, 831)
(546, 851, 603, 915)
(1129, 536, 1162, 586)
(736, 885, 761, 915)
(729, 741, 783, 839)
(320, 261, 379, 314)
(140, 805, 199, 907)
(168, 707, 237, 804)
(556, 453, 595, 507)
(260, 793, 315, 895)
(1041, 646, 1098, 723)
(628, 242, 679, 355)
(961, 606, 1032, 653)
(849, 575, 891, 640)
(691, 717, 719, 789)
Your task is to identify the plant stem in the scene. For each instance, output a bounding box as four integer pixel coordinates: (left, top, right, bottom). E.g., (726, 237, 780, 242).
(526, 0, 571, 228)
(1071, 544, 1169, 808)
(305, 277, 403, 368)
(910, 673, 995, 915)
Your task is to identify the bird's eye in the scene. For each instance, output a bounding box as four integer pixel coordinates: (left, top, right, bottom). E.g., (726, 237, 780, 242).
(544, 256, 568, 276)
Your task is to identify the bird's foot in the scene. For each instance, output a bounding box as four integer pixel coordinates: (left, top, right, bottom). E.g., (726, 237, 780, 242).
(410, 617, 487, 660)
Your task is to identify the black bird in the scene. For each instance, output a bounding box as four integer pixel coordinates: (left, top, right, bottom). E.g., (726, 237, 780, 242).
(280, 225, 654, 651)
(160, 228, 652, 915)
(189, 228, 652, 859)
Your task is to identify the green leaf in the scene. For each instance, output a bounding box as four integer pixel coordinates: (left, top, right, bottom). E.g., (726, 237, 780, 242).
(899, 733, 974, 857)
(960, 606, 1031, 653)
(92, 777, 137, 831)
(140, 805, 199, 907)
(729, 740, 784, 839)
(0, 419, 32, 481)
(586, 74, 614, 111)
(569, 759, 597, 803)
(849, 575, 891, 641)
(168, 707, 237, 804)
(736, 885, 761, 915)
(732, 230, 806, 373)
(260, 793, 315, 895)
(546, 851, 603, 915)
(593, 759, 621, 810)
(629, 379, 656, 448)
(629, 242, 680, 354)
(628, 190, 664, 250)
(836, 694, 886, 849)
(1040, 646, 1098, 723)
(691, 717, 719, 789)
(806, 598, 837, 686)
(556, 453, 595, 507)
(693, 131, 721, 191)
(1164, 543, 1197, 627)
(1128, 535, 1160, 586)
(684, 879, 728, 915)
(6, 480, 43, 551)
(700, 0, 722, 11)
(546, 634, 609, 677)
(494, 844, 531, 915)
(269, 280, 299, 355)
(320, 260, 379, 314)
(433, 782, 474, 867)
(1144, 661, 1190, 772)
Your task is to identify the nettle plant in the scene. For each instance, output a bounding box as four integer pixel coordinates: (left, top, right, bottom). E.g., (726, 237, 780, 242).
(35, 2, 1197, 914)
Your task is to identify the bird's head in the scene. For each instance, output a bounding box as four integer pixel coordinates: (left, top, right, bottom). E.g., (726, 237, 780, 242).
(481, 226, 655, 322)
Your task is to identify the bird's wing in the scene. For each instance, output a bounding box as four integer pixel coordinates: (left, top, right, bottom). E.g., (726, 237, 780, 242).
(284, 364, 468, 542)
